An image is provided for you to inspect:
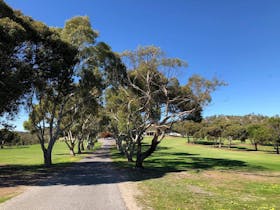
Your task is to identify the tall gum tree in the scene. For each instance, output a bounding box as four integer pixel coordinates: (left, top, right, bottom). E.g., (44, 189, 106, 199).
(108, 46, 225, 168)
(0, 1, 72, 124)
(24, 16, 126, 166)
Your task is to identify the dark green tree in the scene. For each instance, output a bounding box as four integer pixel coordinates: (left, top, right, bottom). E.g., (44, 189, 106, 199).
(268, 117, 280, 154)
(0, 1, 74, 123)
(247, 124, 272, 151)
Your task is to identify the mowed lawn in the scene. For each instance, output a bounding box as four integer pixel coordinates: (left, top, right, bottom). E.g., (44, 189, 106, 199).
(112, 137, 280, 210)
(0, 141, 101, 203)
(0, 142, 85, 165)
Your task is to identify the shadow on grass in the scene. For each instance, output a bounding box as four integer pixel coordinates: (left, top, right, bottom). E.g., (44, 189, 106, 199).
(192, 141, 217, 146)
(0, 143, 264, 189)
(144, 157, 249, 171)
(0, 146, 30, 150)
(229, 145, 257, 152)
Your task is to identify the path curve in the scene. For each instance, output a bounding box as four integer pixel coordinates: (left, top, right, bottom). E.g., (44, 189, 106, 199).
(0, 139, 126, 210)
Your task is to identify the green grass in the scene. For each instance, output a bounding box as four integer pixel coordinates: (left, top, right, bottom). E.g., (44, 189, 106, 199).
(0, 141, 102, 165)
(0, 196, 14, 204)
(0, 141, 102, 204)
(111, 137, 280, 210)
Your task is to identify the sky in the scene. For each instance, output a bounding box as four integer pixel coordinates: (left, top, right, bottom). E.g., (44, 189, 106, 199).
(4, 0, 280, 131)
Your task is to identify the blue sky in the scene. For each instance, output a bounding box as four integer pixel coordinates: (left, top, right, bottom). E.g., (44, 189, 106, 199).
(5, 0, 280, 131)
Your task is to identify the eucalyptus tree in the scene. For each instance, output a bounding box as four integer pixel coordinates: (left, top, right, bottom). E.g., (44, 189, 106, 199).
(268, 117, 280, 154)
(222, 124, 248, 148)
(0, 1, 74, 125)
(0, 126, 20, 148)
(108, 46, 224, 168)
(106, 88, 143, 161)
(24, 16, 125, 166)
(204, 125, 223, 147)
(247, 123, 272, 151)
(173, 121, 202, 143)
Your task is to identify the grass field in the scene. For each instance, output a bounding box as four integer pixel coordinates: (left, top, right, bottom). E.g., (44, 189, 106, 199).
(0, 142, 86, 165)
(112, 137, 280, 210)
(0, 141, 101, 203)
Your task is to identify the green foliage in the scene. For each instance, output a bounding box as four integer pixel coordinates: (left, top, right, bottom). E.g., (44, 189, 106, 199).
(0, 128, 20, 147)
(108, 45, 224, 167)
(247, 124, 273, 150)
(223, 124, 248, 141)
(60, 16, 98, 48)
(187, 74, 226, 106)
(268, 117, 280, 153)
(0, 1, 77, 122)
(173, 121, 202, 137)
(16, 132, 38, 145)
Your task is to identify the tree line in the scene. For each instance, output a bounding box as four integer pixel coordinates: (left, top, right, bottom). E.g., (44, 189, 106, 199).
(173, 114, 280, 154)
(1, 0, 224, 168)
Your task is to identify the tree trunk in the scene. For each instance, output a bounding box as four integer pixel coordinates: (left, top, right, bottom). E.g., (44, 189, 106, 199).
(64, 131, 76, 156)
(218, 137, 222, 148)
(116, 140, 122, 153)
(254, 143, 258, 151)
(43, 149, 52, 167)
(77, 141, 82, 154)
(69, 148, 75, 156)
(125, 144, 134, 162)
(81, 142, 85, 151)
(1, 140, 4, 149)
(135, 156, 144, 168)
(135, 134, 159, 169)
(126, 152, 133, 162)
(187, 135, 190, 144)
(135, 138, 143, 169)
(228, 137, 232, 149)
(214, 138, 218, 147)
(275, 143, 279, 154)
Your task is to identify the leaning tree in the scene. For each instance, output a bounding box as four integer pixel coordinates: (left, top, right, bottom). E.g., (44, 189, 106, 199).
(107, 46, 224, 168)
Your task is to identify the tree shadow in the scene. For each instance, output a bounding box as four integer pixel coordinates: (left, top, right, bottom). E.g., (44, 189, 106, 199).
(229, 145, 256, 152)
(192, 141, 216, 146)
(0, 146, 30, 150)
(0, 148, 262, 189)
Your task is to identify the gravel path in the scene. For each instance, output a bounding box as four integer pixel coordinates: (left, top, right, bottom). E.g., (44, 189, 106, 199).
(0, 139, 127, 210)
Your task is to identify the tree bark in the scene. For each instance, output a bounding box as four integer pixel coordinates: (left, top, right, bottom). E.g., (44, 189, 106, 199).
(187, 135, 190, 144)
(43, 149, 52, 167)
(1, 140, 5, 149)
(69, 148, 75, 156)
(77, 141, 82, 154)
(125, 151, 133, 162)
(117, 141, 124, 154)
(125, 142, 135, 162)
(275, 143, 279, 154)
(254, 143, 258, 151)
(135, 133, 159, 169)
(135, 138, 143, 169)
